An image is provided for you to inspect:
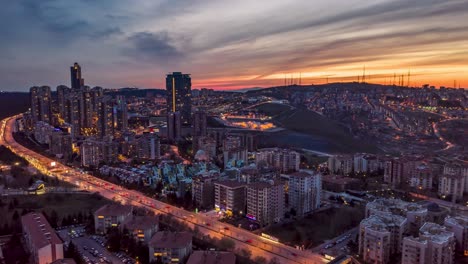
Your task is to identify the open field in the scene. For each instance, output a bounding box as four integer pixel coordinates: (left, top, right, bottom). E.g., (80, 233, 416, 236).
(264, 206, 365, 248)
(256, 104, 380, 153)
(255, 103, 293, 117)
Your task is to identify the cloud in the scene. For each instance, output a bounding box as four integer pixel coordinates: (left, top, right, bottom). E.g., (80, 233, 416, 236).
(123, 31, 183, 63)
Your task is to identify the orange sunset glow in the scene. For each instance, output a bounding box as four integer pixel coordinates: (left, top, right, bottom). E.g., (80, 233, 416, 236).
(1, 0, 467, 90)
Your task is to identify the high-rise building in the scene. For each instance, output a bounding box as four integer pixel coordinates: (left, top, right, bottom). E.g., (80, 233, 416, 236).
(193, 110, 207, 137)
(167, 111, 181, 141)
(438, 172, 465, 202)
(246, 180, 285, 226)
(192, 175, 217, 210)
(443, 162, 468, 193)
(328, 154, 353, 175)
(49, 130, 73, 160)
(64, 90, 84, 138)
(444, 216, 468, 256)
(56, 85, 71, 121)
(366, 198, 428, 235)
(97, 96, 127, 138)
(214, 180, 246, 216)
(255, 148, 300, 173)
(287, 170, 322, 217)
(166, 72, 192, 124)
(80, 139, 102, 167)
(409, 164, 433, 190)
(359, 214, 407, 264)
(70, 62, 84, 89)
(138, 132, 160, 160)
(402, 223, 455, 264)
(30, 86, 52, 124)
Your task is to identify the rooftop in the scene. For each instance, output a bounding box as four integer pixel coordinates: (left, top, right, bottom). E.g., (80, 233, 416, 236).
(444, 215, 468, 227)
(94, 204, 133, 217)
(123, 215, 158, 230)
(149, 232, 192, 249)
(214, 180, 246, 189)
(419, 222, 454, 244)
(289, 170, 319, 178)
(361, 214, 407, 232)
(186, 251, 236, 264)
(21, 212, 63, 249)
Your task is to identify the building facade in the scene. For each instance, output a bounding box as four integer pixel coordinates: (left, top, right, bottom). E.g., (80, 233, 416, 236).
(166, 72, 192, 125)
(21, 212, 64, 264)
(287, 170, 322, 217)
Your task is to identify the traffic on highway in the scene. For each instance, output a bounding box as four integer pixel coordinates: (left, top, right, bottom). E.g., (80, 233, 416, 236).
(1, 115, 327, 264)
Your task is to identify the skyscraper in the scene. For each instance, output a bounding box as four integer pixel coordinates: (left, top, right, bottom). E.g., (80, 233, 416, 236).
(56, 85, 71, 121)
(193, 110, 207, 137)
(70, 62, 84, 89)
(166, 72, 192, 124)
(30, 86, 52, 124)
(167, 111, 181, 141)
(97, 96, 128, 138)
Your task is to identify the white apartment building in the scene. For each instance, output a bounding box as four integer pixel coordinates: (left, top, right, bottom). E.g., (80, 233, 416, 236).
(359, 214, 407, 264)
(444, 215, 468, 256)
(328, 155, 353, 175)
(246, 180, 285, 226)
(443, 162, 468, 193)
(80, 140, 101, 167)
(409, 164, 433, 190)
(402, 222, 455, 264)
(287, 170, 322, 217)
(366, 198, 428, 234)
(438, 173, 465, 202)
(255, 148, 300, 172)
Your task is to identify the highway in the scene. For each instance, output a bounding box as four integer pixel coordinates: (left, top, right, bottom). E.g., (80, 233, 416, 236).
(0, 115, 327, 264)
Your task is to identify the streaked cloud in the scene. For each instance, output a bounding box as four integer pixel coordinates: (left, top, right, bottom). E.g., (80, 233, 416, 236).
(0, 0, 467, 90)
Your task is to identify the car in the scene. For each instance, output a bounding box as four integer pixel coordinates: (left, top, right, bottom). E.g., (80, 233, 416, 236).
(245, 239, 253, 243)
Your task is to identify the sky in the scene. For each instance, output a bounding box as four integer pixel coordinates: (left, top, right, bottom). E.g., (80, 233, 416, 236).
(1, 0, 467, 91)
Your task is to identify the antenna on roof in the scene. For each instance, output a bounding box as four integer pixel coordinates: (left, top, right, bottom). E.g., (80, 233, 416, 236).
(363, 66, 366, 83)
(407, 70, 411, 88)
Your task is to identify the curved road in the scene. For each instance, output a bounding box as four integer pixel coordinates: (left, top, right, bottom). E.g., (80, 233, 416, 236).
(0, 115, 327, 264)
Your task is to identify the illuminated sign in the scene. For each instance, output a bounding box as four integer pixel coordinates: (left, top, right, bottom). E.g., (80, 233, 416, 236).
(98, 216, 104, 219)
(246, 214, 256, 221)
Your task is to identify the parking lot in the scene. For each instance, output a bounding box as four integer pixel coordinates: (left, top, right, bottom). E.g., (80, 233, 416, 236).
(56, 227, 135, 264)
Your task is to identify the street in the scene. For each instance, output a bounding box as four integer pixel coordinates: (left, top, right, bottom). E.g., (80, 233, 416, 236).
(0, 115, 327, 264)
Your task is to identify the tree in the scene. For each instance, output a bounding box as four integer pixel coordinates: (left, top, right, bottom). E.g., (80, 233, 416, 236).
(218, 237, 235, 251)
(254, 256, 267, 264)
(50, 210, 59, 228)
(269, 257, 280, 264)
(240, 248, 252, 259)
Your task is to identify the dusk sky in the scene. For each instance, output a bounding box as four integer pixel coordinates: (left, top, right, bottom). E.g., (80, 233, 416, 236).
(1, 0, 467, 91)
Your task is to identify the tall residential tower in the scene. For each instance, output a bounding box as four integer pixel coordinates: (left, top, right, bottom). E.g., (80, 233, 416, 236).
(166, 72, 192, 124)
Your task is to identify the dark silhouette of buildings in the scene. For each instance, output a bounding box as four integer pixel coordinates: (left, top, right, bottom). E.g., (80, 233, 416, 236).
(70, 62, 84, 89)
(166, 72, 192, 125)
(30, 86, 52, 124)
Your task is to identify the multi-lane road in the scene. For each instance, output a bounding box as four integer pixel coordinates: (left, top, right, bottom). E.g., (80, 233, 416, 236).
(0, 115, 327, 264)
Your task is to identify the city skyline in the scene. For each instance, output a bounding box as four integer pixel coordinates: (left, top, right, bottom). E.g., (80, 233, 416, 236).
(0, 0, 467, 91)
